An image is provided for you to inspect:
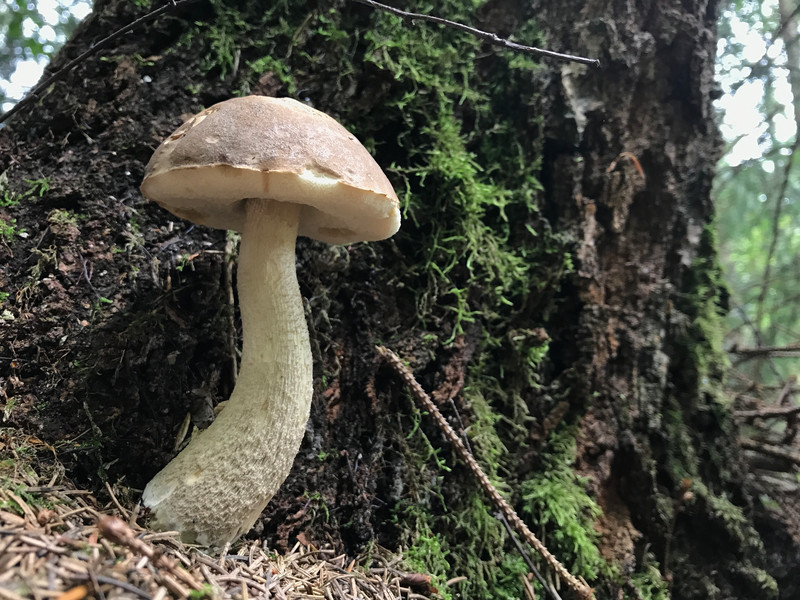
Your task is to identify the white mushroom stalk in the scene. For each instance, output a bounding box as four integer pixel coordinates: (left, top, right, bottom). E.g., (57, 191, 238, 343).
(139, 95, 400, 547)
(143, 199, 311, 546)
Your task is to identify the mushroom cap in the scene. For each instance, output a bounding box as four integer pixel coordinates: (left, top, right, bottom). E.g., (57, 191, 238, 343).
(140, 96, 400, 244)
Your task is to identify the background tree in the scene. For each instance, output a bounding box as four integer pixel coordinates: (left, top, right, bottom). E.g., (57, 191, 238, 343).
(1, 1, 798, 599)
(0, 0, 91, 110)
(716, 0, 800, 382)
(713, 4, 800, 595)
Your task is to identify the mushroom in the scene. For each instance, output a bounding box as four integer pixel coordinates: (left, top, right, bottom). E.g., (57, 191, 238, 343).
(139, 96, 400, 547)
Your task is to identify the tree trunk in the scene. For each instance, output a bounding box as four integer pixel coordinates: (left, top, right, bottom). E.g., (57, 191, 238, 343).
(0, 0, 796, 598)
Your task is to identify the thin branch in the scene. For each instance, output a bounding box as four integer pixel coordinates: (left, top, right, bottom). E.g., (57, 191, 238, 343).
(776, 375, 798, 406)
(753, 127, 800, 332)
(772, 2, 800, 45)
(740, 437, 800, 466)
(376, 345, 595, 600)
(497, 511, 564, 600)
(731, 342, 800, 358)
(349, 0, 600, 67)
(734, 405, 800, 421)
(726, 303, 786, 380)
(0, 0, 201, 126)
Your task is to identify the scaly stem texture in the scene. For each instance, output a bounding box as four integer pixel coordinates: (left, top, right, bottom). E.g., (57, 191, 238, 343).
(143, 200, 312, 547)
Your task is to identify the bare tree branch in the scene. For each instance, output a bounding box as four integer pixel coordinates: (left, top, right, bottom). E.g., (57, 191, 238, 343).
(754, 137, 800, 333)
(732, 342, 800, 358)
(740, 437, 800, 466)
(735, 405, 800, 421)
(350, 0, 600, 67)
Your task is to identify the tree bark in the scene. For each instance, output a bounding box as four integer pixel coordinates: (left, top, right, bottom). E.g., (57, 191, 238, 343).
(1, 0, 796, 598)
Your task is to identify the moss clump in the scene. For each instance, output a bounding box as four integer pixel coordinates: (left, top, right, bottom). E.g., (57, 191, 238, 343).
(521, 427, 606, 580)
(690, 481, 764, 555)
(676, 226, 730, 401)
(402, 517, 453, 600)
(1, 175, 50, 208)
(628, 559, 670, 600)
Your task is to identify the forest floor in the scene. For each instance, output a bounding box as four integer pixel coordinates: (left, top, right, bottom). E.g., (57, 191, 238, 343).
(0, 429, 433, 600)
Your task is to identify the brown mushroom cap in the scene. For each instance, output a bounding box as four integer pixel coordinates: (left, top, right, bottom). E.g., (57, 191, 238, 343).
(140, 96, 400, 244)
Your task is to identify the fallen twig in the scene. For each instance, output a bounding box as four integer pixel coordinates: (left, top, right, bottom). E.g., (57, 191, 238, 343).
(731, 342, 800, 358)
(97, 516, 205, 592)
(734, 405, 800, 421)
(376, 345, 595, 600)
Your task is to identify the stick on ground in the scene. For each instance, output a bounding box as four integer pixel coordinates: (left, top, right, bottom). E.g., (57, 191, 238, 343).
(376, 345, 594, 600)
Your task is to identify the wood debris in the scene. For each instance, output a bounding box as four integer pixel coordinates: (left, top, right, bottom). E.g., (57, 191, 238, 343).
(0, 482, 427, 600)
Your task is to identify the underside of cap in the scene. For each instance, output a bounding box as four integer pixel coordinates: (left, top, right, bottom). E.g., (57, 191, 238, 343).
(142, 165, 400, 244)
(140, 96, 400, 243)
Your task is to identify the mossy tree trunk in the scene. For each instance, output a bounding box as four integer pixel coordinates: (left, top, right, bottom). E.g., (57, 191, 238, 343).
(0, 0, 795, 598)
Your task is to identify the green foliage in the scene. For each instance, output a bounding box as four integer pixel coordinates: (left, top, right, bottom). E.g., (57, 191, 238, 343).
(491, 554, 531, 600)
(677, 226, 730, 398)
(444, 492, 522, 599)
(692, 480, 764, 554)
(186, 0, 295, 83)
(47, 208, 78, 226)
(361, 2, 559, 344)
(396, 104, 540, 336)
(1, 175, 50, 207)
(0, 478, 54, 515)
(244, 55, 297, 95)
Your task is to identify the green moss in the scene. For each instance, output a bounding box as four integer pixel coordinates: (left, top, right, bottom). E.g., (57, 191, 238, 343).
(395, 104, 542, 337)
(0, 476, 56, 515)
(662, 405, 699, 483)
(628, 559, 670, 600)
(242, 55, 297, 95)
(676, 225, 730, 403)
(46, 208, 79, 227)
(187, 584, 216, 600)
(363, 6, 483, 101)
(193, 2, 251, 78)
(732, 565, 778, 599)
(0, 174, 50, 207)
(521, 428, 606, 580)
(0, 218, 24, 241)
(689, 481, 763, 555)
(402, 520, 453, 600)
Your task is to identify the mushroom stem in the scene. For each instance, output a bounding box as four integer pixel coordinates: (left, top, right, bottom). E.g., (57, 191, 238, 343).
(142, 199, 312, 547)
